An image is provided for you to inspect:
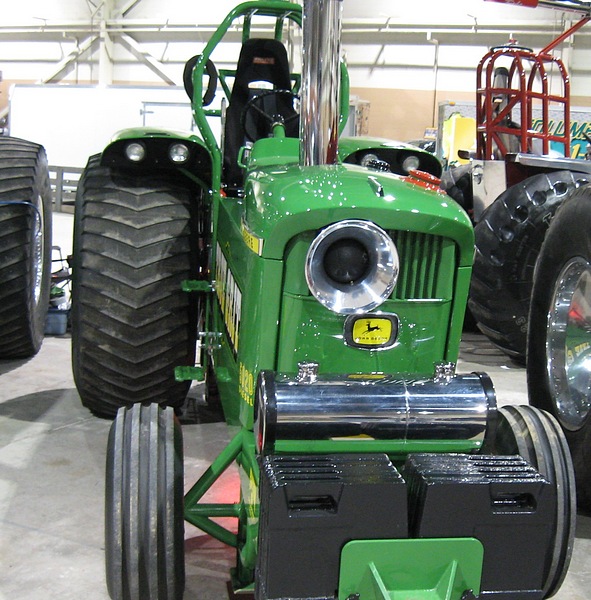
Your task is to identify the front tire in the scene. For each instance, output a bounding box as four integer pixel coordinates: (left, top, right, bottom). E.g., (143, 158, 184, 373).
(105, 403, 185, 600)
(486, 405, 576, 598)
(528, 186, 591, 509)
(0, 136, 52, 358)
(71, 157, 203, 417)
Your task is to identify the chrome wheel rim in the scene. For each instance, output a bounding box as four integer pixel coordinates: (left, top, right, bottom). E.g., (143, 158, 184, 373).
(546, 256, 591, 430)
(32, 194, 44, 305)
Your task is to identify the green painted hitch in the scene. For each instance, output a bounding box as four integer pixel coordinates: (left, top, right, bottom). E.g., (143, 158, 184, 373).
(338, 538, 484, 600)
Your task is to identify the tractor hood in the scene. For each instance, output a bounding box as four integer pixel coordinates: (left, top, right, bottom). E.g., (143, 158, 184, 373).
(242, 163, 474, 264)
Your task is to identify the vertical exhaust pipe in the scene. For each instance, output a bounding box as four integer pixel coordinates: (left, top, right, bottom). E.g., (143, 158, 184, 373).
(299, 0, 343, 167)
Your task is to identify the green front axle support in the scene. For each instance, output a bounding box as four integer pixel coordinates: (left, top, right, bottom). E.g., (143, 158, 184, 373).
(183, 429, 258, 549)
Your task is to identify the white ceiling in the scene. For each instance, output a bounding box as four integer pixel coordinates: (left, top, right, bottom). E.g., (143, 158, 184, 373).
(1, 0, 572, 26)
(2, 0, 591, 88)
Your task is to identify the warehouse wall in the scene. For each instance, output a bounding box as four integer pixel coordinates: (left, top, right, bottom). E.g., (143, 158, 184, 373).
(3, 0, 591, 158)
(349, 87, 475, 142)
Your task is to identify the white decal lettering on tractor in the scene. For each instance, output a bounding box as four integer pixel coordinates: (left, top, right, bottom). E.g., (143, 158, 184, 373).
(215, 243, 242, 353)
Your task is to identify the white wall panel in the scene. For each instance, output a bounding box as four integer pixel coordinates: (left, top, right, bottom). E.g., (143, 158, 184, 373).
(9, 84, 199, 166)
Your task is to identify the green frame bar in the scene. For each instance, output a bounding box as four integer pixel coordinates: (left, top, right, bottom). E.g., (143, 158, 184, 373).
(184, 430, 244, 548)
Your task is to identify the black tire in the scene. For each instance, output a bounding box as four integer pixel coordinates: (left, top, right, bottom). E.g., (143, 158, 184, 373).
(486, 405, 576, 598)
(528, 186, 591, 509)
(470, 170, 588, 363)
(0, 136, 52, 358)
(71, 156, 203, 417)
(440, 163, 474, 220)
(106, 403, 184, 600)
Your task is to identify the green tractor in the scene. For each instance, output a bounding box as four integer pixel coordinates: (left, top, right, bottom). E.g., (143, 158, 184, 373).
(71, 1, 576, 598)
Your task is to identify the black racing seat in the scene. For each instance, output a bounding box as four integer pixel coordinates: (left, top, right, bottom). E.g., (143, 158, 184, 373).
(223, 38, 299, 194)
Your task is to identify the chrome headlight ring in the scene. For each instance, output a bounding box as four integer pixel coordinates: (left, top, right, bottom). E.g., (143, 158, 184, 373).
(305, 219, 399, 314)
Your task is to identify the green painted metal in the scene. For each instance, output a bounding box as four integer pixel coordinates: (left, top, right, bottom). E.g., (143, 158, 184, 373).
(207, 156, 475, 410)
(338, 135, 433, 161)
(275, 295, 454, 376)
(174, 366, 205, 382)
(181, 279, 213, 292)
(391, 231, 454, 299)
(182, 428, 260, 581)
(235, 432, 260, 583)
(272, 438, 482, 456)
(242, 164, 474, 263)
(104, 126, 208, 147)
(445, 266, 473, 362)
(183, 430, 244, 548)
(247, 136, 299, 170)
(274, 218, 467, 374)
(338, 538, 484, 600)
(210, 177, 473, 426)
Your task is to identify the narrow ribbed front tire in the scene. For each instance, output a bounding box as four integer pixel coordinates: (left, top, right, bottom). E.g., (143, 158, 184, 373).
(105, 403, 185, 600)
(486, 405, 576, 597)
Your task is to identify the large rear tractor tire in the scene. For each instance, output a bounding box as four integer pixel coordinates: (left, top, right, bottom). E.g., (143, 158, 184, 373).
(0, 136, 52, 358)
(486, 405, 576, 597)
(470, 170, 588, 363)
(528, 186, 591, 509)
(106, 403, 185, 600)
(71, 156, 203, 417)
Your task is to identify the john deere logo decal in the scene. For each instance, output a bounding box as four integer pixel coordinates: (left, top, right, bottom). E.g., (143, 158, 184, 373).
(344, 314, 399, 349)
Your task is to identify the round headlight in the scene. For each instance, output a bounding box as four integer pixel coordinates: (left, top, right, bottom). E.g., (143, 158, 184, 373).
(125, 142, 146, 163)
(305, 220, 399, 314)
(402, 154, 421, 173)
(169, 143, 190, 164)
(323, 238, 370, 284)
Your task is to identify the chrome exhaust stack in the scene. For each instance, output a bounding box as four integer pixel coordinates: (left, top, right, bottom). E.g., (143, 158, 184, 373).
(299, 0, 343, 167)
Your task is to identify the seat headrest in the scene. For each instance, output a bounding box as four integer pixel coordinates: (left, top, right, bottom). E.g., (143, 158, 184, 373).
(232, 38, 292, 101)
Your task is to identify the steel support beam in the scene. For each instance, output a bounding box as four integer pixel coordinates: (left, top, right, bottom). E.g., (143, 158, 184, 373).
(117, 33, 177, 85)
(115, 0, 145, 18)
(39, 35, 99, 84)
(99, 0, 115, 85)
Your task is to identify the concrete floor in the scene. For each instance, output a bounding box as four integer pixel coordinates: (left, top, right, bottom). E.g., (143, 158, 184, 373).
(1, 212, 591, 599)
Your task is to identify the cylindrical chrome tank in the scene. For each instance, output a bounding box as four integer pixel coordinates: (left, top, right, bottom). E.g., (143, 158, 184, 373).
(255, 370, 497, 454)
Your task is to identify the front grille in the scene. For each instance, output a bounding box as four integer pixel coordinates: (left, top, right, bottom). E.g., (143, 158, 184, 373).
(390, 230, 455, 300)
